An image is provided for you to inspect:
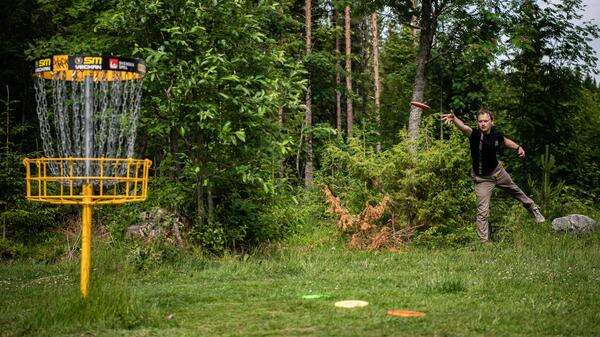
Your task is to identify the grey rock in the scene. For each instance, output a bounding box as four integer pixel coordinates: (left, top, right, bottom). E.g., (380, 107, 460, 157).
(551, 214, 598, 235)
(125, 207, 184, 246)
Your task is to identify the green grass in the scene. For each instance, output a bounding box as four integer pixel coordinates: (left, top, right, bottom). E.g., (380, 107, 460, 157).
(1, 224, 600, 337)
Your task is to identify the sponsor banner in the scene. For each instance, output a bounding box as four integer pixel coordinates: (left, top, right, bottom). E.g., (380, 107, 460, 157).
(35, 55, 146, 76)
(34, 58, 52, 73)
(53, 55, 69, 72)
(109, 57, 119, 70)
(69, 56, 103, 70)
(116, 58, 136, 72)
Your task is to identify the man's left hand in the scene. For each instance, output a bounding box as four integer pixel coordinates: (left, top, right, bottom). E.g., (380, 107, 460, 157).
(517, 146, 525, 158)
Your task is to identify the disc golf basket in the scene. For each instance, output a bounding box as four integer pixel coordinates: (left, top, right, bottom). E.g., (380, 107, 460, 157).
(24, 55, 151, 298)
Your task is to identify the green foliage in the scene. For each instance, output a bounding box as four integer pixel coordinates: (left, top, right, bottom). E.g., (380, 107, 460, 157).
(189, 217, 227, 255)
(25, 234, 68, 263)
(0, 232, 71, 262)
(100, 204, 142, 241)
(380, 28, 415, 144)
(125, 0, 305, 250)
(127, 239, 182, 271)
(146, 176, 194, 214)
(0, 206, 59, 238)
(190, 187, 321, 254)
(320, 116, 476, 246)
(500, 0, 599, 187)
(3, 0, 598, 254)
(0, 151, 63, 243)
(0, 151, 26, 207)
(257, 187, 328, 244)
(567, 88, 600, 199)
(28, 0, 309, 250)
(430, 3, 502, 116)
(528, 145, 564, 216)
(99, 177, 193, 241)
(0, 237, 25, 260)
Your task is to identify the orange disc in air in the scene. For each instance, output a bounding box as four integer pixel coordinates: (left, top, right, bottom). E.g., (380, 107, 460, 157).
(387, 309, 426, 318)
(410, 101, 431, 110)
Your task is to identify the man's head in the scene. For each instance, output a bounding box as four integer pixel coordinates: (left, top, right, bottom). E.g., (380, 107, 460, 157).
(477, 108, 494, 134)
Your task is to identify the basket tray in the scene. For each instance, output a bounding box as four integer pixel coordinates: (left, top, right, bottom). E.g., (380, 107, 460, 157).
(23, 157, 151, 205)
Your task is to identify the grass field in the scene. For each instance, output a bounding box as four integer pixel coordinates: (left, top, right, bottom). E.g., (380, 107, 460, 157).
(1, 223, 600, 337)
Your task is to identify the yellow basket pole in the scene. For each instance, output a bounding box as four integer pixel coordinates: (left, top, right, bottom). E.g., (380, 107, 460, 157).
(80, 184, 93, 298)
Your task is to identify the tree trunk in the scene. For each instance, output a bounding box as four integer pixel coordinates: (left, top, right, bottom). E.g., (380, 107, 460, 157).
(344, 5, 353, 138)
(360, 18, 368, 122)
(407, 0, 436, 148)
(333, 8, 342, 132)
(410, 0, 419, 45)
(4, 86, 10, 150)
(207, 181, 214, 224)
(196, 173, 205, 223)
(195, 131, 206, 225)
(370, 12, 382, 152)
(169, 125, 179, 179)
(278, 105, 285, 178)
(304, 0, 314, 187)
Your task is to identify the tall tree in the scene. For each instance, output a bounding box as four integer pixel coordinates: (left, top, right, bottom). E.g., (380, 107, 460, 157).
(407, 0, 450, 146)
(333, 7, 342, 132)
(370, 11, 381, 152)
(502, 0, 599, 178)
(410, 0, 419, 44)
(304, 0, 314, 186)
(344, 4, 354, 138)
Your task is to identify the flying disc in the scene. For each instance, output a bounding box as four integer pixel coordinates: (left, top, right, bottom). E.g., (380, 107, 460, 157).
(334, 300, 369, 308)
(410, 101, 431, 110)
(302, 294, 325, 299)
(387, 309, 426, 318)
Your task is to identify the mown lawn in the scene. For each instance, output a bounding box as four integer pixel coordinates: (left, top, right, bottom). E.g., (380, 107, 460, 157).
(1, 224, 599, 337)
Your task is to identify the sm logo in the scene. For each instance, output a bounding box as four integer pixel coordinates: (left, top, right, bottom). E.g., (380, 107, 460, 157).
(83, 57, 102, 65)
(36, 59, 51, 68)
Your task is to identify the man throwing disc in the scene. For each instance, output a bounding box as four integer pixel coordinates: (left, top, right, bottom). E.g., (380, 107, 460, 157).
(441, 108, 545, 243)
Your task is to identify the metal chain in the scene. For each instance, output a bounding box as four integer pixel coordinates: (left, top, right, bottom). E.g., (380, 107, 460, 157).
(33, 69, 144, 185)
(34, 77, 56, 160)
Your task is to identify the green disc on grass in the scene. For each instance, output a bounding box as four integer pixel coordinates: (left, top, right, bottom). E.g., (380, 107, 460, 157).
(302, 294, 325, 299)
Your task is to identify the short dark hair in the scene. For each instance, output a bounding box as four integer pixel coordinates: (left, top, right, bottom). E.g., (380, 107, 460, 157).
(477, 108, 494, 121)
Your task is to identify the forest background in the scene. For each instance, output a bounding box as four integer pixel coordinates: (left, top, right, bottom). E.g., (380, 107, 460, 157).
(1, 0, 600, 258)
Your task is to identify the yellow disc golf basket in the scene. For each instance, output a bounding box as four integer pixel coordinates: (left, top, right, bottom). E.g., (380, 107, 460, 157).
(25, 55, 151, 298)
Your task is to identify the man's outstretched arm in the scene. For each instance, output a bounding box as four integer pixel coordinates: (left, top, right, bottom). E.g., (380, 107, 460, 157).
(441, 113, 472, 136)
(504, 137, 525, 158)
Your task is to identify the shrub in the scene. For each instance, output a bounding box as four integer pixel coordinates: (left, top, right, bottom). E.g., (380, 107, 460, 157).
(0, 237, 25, 260)
(126, 238, 182, 271)
(319, 117, 477, 246)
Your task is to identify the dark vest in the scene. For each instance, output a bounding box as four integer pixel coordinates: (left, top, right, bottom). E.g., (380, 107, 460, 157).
(469, 127, 504, 176)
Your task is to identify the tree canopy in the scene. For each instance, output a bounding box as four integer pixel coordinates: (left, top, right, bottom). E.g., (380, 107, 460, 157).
(1, 0, 599, 251)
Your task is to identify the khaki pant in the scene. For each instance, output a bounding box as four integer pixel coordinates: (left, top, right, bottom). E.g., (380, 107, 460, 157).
(471, 165, 533, 242)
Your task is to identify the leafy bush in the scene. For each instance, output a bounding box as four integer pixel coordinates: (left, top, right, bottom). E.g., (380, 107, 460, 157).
(126, 239, 182, 271)
(319, 117, 477, 246)
(25, 234, 67, 263)
(0, 150, 65, 251)
(189, 187, 319, 254)
(189, 217, 227, 255)
(0, 237, 25, 259)
(527, 145, 600, 222)
(256, 187, 326, 242)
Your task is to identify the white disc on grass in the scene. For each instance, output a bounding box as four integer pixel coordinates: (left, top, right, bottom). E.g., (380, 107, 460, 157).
(334, 300, 369, 308)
